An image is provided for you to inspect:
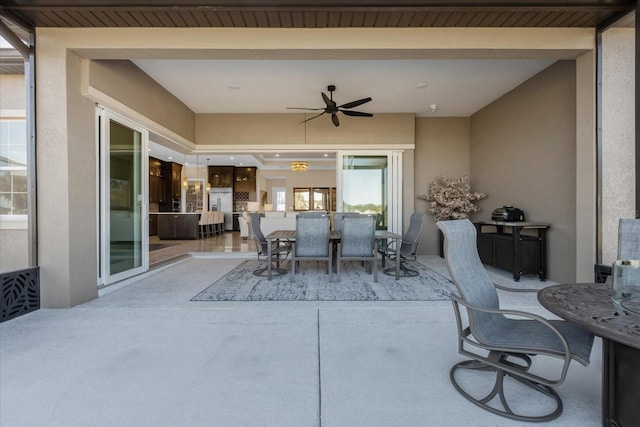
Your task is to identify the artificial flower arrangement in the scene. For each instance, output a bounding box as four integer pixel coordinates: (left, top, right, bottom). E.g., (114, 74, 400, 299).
(418, 175, 487, 221)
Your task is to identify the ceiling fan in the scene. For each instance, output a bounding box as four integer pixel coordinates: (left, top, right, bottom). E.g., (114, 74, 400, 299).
(287, 85, 373, 127)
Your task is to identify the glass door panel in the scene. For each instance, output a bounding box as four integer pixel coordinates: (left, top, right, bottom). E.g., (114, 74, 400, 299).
(341, 155, 388, 230)
(99, 110, 147, 286)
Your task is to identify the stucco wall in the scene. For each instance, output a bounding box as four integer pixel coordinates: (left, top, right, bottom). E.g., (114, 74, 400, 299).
(414, 117, 471, 255)
(195, 113, 415, 146)
(470, 60, 577, 282)
(87, 60, 195, 143)
(601, 28, 636, 264)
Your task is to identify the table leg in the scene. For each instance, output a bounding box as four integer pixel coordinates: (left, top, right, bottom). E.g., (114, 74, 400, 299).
(395, 238, 400, 280)
(267, 241, 272, 280)
(602, 338, 640, 427)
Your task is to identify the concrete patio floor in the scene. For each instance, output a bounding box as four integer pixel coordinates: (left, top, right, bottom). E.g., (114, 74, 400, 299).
(1, 255, 602, 427)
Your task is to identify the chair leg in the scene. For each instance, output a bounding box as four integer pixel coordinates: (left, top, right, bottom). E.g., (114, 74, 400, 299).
(383, 258, 419, 277)
(449, 357, 563, 422)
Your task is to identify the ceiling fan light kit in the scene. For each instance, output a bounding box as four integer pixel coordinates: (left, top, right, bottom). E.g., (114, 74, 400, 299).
(290, 161, 309, 172)
(287, 85, 373, 127)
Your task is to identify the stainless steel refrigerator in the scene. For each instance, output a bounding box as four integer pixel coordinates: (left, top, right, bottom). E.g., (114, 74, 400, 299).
(209, 188, 233, 231)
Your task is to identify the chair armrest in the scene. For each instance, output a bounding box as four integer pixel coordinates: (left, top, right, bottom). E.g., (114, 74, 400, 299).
(376, 239, 394, 253)
(450, 293, 572, 381)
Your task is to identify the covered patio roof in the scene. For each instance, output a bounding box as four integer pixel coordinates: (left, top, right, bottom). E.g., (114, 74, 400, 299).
(1, 0, 636, 33)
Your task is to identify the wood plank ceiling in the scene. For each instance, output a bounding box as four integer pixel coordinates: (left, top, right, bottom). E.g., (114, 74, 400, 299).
(0, 1, 635, 74)
(1, 1, 636, 30)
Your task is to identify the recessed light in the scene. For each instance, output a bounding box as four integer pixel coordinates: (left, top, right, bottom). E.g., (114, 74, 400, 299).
(324, 154, 328, 157)
(185, 162, 189, 166)
(275, 154, 280, 157)
(230, 157, 234, 160)
(239, 163, 244, 166)
(430, 104, 438, 112)
(168, 156, 172, 160)
(416, 83, 428, 89)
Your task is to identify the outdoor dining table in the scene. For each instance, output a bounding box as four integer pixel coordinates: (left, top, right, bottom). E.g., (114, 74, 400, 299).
(538, 282, 640, 427)
(265, 229, 403, 280)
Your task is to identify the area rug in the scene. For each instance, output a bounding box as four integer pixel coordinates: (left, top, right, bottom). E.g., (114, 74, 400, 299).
(191, 259, 456, 302)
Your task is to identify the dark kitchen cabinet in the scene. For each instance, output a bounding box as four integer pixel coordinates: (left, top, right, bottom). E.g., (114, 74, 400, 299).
(163, 162, 183, 200)
(208, 166, 234, 188)
(148, 214, 158, 236)
(149, 157, 165, 203)
(157, 214, 198, 240)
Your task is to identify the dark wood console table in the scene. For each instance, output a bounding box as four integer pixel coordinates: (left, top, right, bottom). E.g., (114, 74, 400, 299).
(538, 283, 640, 427)
(474, 221, 549, 281)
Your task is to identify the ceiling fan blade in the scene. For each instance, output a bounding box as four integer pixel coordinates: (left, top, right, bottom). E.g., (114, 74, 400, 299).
(286, 107, 325, 111)
(331, 113, 340, 127)
(299, 111, 326, 124)
(322, 92, 336, 108)
(340, 110, 373, 117)
(338, 97, 372, 109)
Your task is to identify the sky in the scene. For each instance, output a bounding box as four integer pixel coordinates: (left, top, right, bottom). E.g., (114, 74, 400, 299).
(342, 169, 382, 206)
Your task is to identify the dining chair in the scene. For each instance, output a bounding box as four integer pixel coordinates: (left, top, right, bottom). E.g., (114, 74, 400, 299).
(379, 212, 425, 277)
(237, 214, 250, 239)
(291, 214, 332, 282)
(297, 211, 327, 217)
(438, 219, 594, 422)
(248, 212, 290, 276)
(594, 218, 640, 282)
(336, 214, 377, 282)
(332, 212, 360, 232)
(198, 211, 210, 238)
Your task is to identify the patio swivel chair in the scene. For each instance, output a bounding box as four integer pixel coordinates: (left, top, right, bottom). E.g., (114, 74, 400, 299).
(437, 219, 594, 422)
(379, 212, 425, 277)
(336, 214, 378, 283)
(291, 214, 332, 283)
(594, 218, 640, 283)
(248, 212, 291, 277)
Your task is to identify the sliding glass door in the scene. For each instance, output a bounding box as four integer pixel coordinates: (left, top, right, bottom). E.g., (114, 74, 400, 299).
(338, 151, 403, 233)
(98, 109, 148, 286)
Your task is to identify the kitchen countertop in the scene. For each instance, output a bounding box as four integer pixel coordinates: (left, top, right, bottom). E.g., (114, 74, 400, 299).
(151, 212, 201, 215)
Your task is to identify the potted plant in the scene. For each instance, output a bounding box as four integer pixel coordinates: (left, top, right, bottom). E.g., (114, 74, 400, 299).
(417, 175, 487, 256)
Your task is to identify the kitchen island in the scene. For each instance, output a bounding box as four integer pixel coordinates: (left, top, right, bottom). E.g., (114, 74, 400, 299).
(156, 212, 200, 240)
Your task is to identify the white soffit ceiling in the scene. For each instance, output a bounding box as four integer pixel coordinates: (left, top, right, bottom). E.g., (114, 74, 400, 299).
(133, 58, 556, 117)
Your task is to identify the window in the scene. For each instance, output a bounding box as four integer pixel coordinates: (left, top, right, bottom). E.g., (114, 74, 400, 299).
(293, 187, 310, 211)
(272, 187, 286, 211)
(294, 187, 335, 211)
(313, 188, 330, 210)
(0, 120, 28, 215)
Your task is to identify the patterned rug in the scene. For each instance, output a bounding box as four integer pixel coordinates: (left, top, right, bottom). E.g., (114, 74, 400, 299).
(191, 259, 456, 302)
